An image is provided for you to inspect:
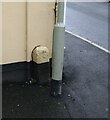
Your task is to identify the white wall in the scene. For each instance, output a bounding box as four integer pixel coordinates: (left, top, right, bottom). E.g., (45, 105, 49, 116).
(2, 2, 27, 64)
(27, 2, 55, 61)
(1, 2, 55, 64)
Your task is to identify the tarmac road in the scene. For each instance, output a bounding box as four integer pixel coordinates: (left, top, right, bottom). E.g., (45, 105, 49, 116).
(66, 2, 108, 50)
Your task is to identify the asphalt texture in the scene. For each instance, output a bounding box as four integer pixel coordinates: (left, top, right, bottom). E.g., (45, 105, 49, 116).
(66, 2, 108, 50)
(2, 32, 109, 118)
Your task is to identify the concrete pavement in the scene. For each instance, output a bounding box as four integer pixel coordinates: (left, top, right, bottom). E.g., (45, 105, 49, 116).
(2, 32, 109, 118)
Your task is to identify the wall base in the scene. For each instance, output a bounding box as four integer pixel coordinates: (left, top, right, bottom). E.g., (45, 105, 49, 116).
(30, 61, 50, 85)
(1, 61, 50, 85)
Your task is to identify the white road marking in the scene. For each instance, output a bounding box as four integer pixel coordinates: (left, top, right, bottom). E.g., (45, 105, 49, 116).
(66, 30, 110, 54)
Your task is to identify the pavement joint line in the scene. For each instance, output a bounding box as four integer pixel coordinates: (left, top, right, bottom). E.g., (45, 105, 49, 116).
(66, 30, 110, 54)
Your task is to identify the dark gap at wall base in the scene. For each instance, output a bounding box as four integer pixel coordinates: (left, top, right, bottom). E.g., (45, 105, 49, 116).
(1, 60, 51, 85)
(30, 61, 50, 85)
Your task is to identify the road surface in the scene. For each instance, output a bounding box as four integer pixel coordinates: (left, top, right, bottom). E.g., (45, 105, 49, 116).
(66, 2, 108, 50)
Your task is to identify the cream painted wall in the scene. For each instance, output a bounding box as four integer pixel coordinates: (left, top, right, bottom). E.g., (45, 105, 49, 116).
(2, 2, 27, 64)
(2, 2, 55, 64)
(27, 2, 55, 61)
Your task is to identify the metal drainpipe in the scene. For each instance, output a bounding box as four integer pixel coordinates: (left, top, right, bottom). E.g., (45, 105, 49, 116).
(51, 0, 66, 96)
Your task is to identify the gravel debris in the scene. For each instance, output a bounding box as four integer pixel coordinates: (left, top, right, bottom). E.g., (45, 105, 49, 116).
(68, 94, 71, 97)
(58, 102, 61, 105)
(64, 106, 66, 109)
(17, 104, 19, 107)
(63, 82, 65, 85)
(45, 100, 48, 103)
(105, 108, 109, 112)
(30, 81, 32, 84)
